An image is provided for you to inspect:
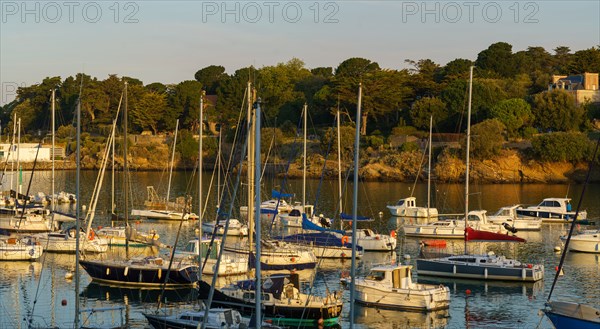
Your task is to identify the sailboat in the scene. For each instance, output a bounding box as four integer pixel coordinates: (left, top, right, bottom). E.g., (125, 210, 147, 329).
(544, 137, 600, 329)
(199, 97, 343, 327)
(415, 67, 544, 282)
(131, 120, 196, 221)
(79, 82, 199, 287)
(387, 116, 439, 219)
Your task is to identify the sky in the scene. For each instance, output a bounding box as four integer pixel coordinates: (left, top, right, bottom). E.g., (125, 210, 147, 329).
(1, 0, 599, 105)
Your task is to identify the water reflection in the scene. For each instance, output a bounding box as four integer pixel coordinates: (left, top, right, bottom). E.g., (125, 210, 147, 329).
(352, 304, 449, 329)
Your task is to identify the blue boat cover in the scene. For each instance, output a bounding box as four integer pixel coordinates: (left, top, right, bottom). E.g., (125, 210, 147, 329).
(235, 275, 287, 299)
(301, 213, 345, 234)
(340, 213, 373, 221)
(274, 231, 363, 251)
(261, 208, 278, 215)
(271, 190, 294, 199)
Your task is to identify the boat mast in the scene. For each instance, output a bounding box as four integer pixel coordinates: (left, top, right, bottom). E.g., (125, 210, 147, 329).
(166, 119, 179, 206)
(74, 80, 82, 329)
(254, 97, 262, 329)
(51, 89, 56, 217)
(247, 81, 254, 249)
(17, 118, 21, 195)
(198, 90, 204, 282)
(349, 82, 362, 329)
(337, 107, 343, 229)
(302, 103, 307, 214)
(464, 66, 473, 254)
(427, 115, 432, 219)
(124, 82, 129, 255)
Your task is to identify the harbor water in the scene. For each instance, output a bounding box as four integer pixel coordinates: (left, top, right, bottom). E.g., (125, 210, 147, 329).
(1, 170, 599, 328)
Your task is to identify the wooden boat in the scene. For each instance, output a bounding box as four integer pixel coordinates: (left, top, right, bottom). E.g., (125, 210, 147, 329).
(352, 264, 450, 311)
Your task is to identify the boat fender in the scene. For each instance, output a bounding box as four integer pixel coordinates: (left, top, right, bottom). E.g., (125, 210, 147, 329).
(124, 267, 129, 276)
(390, 230, 397, 239)
(88, 230, 96, 240)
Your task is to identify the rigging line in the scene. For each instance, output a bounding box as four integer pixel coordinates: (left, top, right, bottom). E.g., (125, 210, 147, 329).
(312, 117, 338, 217)
(410, 138, 429, 198)
(547, 135, 599, 302)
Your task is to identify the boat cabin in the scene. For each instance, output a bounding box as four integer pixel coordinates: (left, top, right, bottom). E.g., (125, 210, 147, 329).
(394, 197, 417, 208)
(180, 238, 221, 259)
(365, 265, 413, 289)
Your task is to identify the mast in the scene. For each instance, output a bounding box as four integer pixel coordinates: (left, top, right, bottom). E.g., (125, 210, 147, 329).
(427, 115, 432, 219)
(464, 66, 474, 254)
(217, 126, 222, 207)
(247, 81, 254, 249)
(337, 108, 343, 229)
(254, 97, 262, 329)
(10, 114, 16, 194)
(349, 82, 362, 329)
(198, 90, 204, 281)
(302, 103, 307, 213)
(124, 82, 129, 255)
(17, 118, 21, 195)
(51, 90, 56, 216)
(74, 83, 81, 329)
(166, 120, 179, 205)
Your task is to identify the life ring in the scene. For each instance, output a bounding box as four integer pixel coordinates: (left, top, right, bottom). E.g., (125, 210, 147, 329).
(88, 230, 95, 240)
(341, 236, 349, 245)
(390, 230, 397, 239)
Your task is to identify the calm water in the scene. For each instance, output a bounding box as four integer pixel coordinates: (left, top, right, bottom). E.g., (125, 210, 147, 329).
(1, 170, 599, 328)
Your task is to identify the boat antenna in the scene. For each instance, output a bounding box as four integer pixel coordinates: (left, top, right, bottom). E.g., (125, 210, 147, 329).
(547, 135, 599, 302)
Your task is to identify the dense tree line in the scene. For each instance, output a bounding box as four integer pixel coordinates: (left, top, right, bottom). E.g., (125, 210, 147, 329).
(1, 43, 599, 156)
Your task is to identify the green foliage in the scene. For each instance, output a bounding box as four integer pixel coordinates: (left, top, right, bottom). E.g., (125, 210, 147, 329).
(400, 141, 419, 152)
(279, 120, 297, 137)
(468, 119, 506, 160)
(366, 135, 384, 148)
(475, 42, 516, 78)
(320, 125, 355, 161)
(391, 125, 418, 136)
(409, 97, 447, 129)
(194, 65, 226, 94)
(531, 132, 592, 162)
(176, 129, 199, 167)
(261, 127, 284, 153)
(568, 47, 600, 73)
(531, 90, 584, 132)
(489, 98, 532, 137)
(521, 126, 539, 139)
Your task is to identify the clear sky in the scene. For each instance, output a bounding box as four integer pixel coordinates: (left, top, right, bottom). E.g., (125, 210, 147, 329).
(1, 0, 599, 105)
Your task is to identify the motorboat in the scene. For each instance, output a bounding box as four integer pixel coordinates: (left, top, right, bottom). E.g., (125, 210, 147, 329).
(561, 229, 599, 253)
(403, 210, 507, 239)
(387, 197, 439, 218)
(487, 205, 542, 231)
(516, 197, 587, 223)
(144, 308, 248, 329)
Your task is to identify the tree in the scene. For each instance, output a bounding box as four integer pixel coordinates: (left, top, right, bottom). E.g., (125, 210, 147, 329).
(439, 58, 473, 81)
(404, 58, 442, 97)
(129, 91, 167, 134)
(311, 67, 333, 78)
(167, 80, 203, 131)
(194, 65, 227, 94)
(531, 132, 592, 162)
(475, 42, 516, 78)
(409, 97, 447, 129)
(489, 98, 532, 138)
(320, 125, 355, 160)
(569, 47, 600, 73)
(468, 119, 505, 160)
(531, 90, 584, 132)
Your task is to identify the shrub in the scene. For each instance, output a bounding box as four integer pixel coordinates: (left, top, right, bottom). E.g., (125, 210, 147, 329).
(531, 132, 592, 162)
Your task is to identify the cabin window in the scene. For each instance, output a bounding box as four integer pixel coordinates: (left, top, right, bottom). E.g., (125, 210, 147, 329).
(224, 310, 233, 324)
(262, 294, 270, 301)
(183, 243, 195, 253)
(396, 200, 405, 206)
(468, 214, 480, 221)
(181, 316, 191, 320)
(192, 316, 203, 321)
(243, 292, 254, 299)
(367, 271, 385, 281)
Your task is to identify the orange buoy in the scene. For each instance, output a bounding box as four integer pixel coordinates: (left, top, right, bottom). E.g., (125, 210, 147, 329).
(465, 289, 471, 295)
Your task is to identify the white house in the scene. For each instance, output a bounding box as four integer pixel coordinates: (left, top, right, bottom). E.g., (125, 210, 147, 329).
(0, 143, 64, 162)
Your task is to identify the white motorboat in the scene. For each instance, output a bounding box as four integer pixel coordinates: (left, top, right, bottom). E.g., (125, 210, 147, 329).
(516, 197, 587, 223)
(144, 308, 249, 329)
(561, 229, 600, 253)
(0, 209, 56, 233)
(0, 236, 43, 261)
(36, 227, 108, 253)
(487, 205, 542, 231)
(177, 238, 249, 276)
(96, 226, 161, 247)
(403, 210, 506, 239)
(202, 219, 248, 237)
(347, 229, 397, 252)
(131, 209, 191, 220)
(352, 264, 450, 311)
(387, 197, 439, 218)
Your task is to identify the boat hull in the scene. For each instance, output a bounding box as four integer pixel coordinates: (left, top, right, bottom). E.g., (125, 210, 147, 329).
(0, 243, 43, 261)
(544, 302, 600, 329)
(80, 260, 199, 287)
(355, 284, 450, 311)
(566, 234, 600, 253)
(417, 257, 544, 282)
